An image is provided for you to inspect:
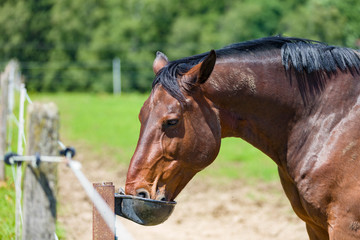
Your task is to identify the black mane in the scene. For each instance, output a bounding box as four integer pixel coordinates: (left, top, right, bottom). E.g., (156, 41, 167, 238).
(153, 36, 360, 102)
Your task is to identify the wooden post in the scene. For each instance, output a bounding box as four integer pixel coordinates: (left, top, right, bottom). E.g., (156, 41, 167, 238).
(93, 182, 115, 240)
(0, 60, 20, 181)
(22, 102, 59, 240)
(0, 68, 9, 181)
(113, 58, 121, 95)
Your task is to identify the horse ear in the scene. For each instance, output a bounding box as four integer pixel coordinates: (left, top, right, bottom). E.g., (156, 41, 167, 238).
(153, 51, 169, 74)
(185, 50, 216, 86)
(198, 50, 216, 84)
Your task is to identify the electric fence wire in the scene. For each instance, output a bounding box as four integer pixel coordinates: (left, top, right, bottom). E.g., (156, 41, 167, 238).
(3, 80, 133, 240)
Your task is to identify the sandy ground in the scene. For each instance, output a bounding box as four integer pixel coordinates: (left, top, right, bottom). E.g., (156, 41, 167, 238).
(57, 143, 308, 240)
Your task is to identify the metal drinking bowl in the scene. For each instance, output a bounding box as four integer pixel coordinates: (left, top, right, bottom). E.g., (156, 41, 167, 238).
(115, 193, 176, 226)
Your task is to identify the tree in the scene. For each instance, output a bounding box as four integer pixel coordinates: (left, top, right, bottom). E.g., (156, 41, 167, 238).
(0, 0, 358, 92)
(280, 0, 360, 47)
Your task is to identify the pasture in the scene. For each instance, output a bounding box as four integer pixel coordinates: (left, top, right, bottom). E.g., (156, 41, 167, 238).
(1, 92, 284, 239)
(34, 92, 277, 181)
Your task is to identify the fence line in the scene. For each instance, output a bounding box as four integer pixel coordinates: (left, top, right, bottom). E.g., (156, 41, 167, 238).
(1, 59, 126, 95)
(0, 60, 133, 240)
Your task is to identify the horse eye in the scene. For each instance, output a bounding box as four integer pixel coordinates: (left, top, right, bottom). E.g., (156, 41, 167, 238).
(166, 119, 179, 127)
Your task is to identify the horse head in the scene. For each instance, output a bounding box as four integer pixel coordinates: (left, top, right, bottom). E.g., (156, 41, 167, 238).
(125, 50, 221, 201)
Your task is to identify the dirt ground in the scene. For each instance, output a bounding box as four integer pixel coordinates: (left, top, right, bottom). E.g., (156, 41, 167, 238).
(57, 143, 308, 240)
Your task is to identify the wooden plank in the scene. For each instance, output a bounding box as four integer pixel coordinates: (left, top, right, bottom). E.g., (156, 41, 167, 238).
(93, 182, 115, 240)
(22, 102, 59, 240)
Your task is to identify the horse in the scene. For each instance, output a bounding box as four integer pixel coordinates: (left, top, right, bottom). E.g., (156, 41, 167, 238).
(124, 36, 360, 240)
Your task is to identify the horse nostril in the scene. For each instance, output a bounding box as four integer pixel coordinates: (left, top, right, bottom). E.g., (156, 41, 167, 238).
(155, 193, 167, 201)
(137, 192, 147, 198)
(136, 188, 150, 199)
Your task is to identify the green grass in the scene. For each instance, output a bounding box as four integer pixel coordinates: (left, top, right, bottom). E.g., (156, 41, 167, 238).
(203, 138, 277, 181)
(0, 167, 16, 240)
(0, 166, 66, 240)
(0, 91, 62, 239)
(0, 90, 22, 240)
(32, 92, 146, 162)
(32, 92, 278, 181)
(1, 92, 278, 239)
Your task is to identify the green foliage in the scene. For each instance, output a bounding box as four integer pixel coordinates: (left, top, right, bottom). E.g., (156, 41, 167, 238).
(280, 0, 360, 46)
(0, 0, 359, 92)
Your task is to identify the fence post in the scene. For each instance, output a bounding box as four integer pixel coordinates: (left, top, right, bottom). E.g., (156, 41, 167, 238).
(93, 182, 115, 240)
(22, 102, 59, 240)
(112, 57, 121, 95)
(0, 68, 9, 181)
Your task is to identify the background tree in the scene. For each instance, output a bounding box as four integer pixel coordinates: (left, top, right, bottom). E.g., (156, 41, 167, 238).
(0, 0, 358, 93)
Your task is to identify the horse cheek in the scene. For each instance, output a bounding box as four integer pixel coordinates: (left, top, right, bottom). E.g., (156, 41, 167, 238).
(189, 130, 220, 170)
(162, 134, 182, 160)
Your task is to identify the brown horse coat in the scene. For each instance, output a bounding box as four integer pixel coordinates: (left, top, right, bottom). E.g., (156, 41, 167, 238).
(125, 37, 360, 240)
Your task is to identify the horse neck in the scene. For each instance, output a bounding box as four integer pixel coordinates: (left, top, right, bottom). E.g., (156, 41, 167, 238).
(203, 54, 304, 165)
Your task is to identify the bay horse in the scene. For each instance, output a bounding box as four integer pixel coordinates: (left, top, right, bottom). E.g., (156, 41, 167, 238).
(125, 36, 360, 240)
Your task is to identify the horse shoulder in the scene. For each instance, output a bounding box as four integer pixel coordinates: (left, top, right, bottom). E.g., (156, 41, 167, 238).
(289, 97, 360, 238)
